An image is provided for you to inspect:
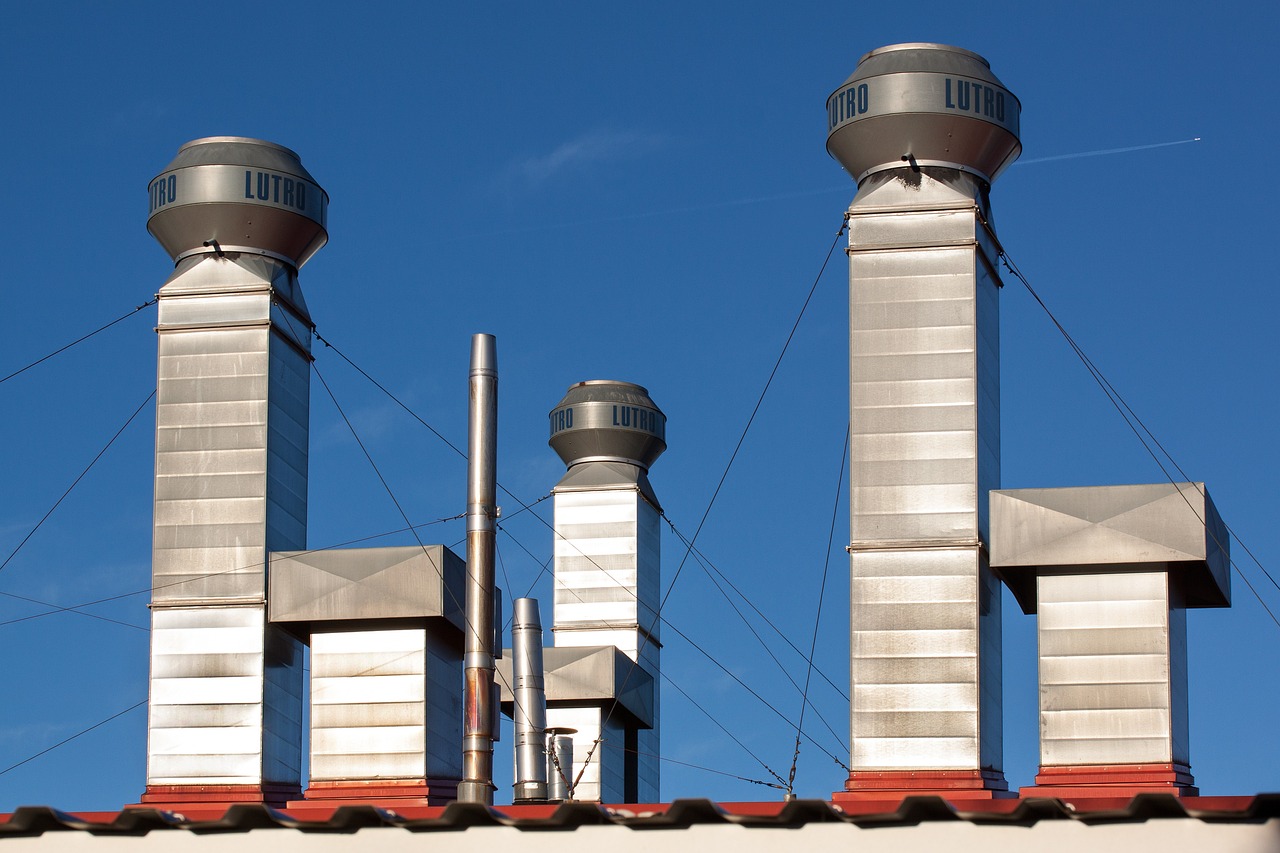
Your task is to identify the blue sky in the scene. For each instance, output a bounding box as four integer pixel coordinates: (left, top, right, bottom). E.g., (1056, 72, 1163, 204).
(2, 1, 1279, 810)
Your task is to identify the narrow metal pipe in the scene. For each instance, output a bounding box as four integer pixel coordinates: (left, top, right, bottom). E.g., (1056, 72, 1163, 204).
(459, 333, 498, 805)
(512, 598, 548, 802)
(546, 728, 576, 803)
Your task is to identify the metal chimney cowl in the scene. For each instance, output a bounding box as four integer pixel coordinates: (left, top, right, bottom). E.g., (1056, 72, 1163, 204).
(147, 136, 329, 267)
(549, 381, 666, 471)
(826, 43, 1022, 184)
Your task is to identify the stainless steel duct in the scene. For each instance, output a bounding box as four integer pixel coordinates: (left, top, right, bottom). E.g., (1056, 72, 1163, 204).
(460, 333, 499, 805)
(991, 483, 1231, 797)
(826, 46, 1020, 801)
(512, 598, 549, 802)
(268, 545, 466, 807)
(543, 381, 665, 802)
(141, 137, 327, 809)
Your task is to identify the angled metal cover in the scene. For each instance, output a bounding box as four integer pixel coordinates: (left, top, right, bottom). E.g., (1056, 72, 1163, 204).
(551, 460, 660, 510)
(267, 545, 465, 629)
(497, 645, 654, 729)
(990, 483, 1230, 612)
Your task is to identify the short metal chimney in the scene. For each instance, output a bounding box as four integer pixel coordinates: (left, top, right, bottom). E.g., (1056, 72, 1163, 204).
(511, 598, 548, 802)
(991, 483, 1230, 797)
(140, 137, 327, 809)
(826, 45, 1021, 802)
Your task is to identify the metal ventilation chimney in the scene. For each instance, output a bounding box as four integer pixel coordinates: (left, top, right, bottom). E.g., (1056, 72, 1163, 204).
(140, 137, 327, 809)
(991, 483, 1230, 797)
(511, 598, 549, 802)
(520, 381, 665, 802)
(826, 45, 1020, 802)
(459, 333, 500, 805)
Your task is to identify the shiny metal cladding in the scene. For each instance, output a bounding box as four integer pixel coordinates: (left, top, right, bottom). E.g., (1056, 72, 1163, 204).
(512, 598, 549, 802)
(460, 334, 499, 805)
(143, 137, 327, 806)
(991, 483, 1230, 793)
(544, 381, 665, 802)
(546, 729, 576, 802)
(268, 545, 466, 800)
(829, 45, 1019, 798)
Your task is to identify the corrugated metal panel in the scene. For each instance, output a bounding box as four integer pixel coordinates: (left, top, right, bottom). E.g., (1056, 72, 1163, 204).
(3, 794, 1277, 836)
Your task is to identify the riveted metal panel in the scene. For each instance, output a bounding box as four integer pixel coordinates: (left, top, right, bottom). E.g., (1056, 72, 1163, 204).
(1037, 572, 1185, 766)
(308, 627, 462, 783)
(849, 547, 1001, 771)
(151, 256, 310, 605)
(146, 605, 302, 787)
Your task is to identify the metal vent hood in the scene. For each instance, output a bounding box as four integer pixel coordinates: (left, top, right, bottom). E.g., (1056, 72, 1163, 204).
(147, 136, 329, 267)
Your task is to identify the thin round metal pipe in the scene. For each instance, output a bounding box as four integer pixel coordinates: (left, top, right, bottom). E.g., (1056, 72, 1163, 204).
(512, 597, 548, 802)
(459, 333, 498, 805)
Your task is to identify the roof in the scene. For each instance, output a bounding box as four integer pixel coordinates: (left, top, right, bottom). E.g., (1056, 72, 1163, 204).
(3, 795, 1279, 851)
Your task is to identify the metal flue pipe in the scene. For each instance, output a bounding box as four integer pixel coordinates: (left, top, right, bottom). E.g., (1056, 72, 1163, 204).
(546, 727, 577, 803)
(512, 598, 548, 802)
(460, 333, 498, 804)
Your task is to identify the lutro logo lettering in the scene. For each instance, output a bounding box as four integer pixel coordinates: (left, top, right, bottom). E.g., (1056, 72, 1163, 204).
(148, 174, 177, 213)
(612, 405, 662, 435)
(944, 78, 1007, 123)
(550, 407, 574, 435)
(827, 83, 870, 130)
(244, 170, 308, 212)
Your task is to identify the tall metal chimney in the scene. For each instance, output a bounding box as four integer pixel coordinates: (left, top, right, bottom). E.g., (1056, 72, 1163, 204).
(544, 381, 665, 802)
(140, 137, 327, 809)
(825, 45, 1020, 802)
(459, 333, 499, 805)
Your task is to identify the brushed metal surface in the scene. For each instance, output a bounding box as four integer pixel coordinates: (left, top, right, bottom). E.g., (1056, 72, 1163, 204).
(461, 334, 499, 804)
(268, 545, 465, 628)
(549, 381, 667, 471)
(990, 483, 1231, 612)
(512, 598, 548, 801)
(152, 254, 311, 604)
(827, 44, 1021, 183)
(546, 410, 664, 802)
(497, 645, 655, 730)
(849, 548, 1001, 770)
(1037, 572, 1188, 766)
(148, 137, 328, 267)
(845, 166, 1004, 776)
(551, 489, 661, 634)
(147, 606, 303, 786)
(546, 732, 574, 802)
(551, 486, 661, 803)
(309, 628, 462, 782)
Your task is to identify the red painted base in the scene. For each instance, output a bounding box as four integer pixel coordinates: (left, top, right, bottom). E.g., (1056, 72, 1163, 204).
(286, 778, 461, 811)
(134, 783, 301, 811)
(832, 769, 1013, 803)
(1020, 762, 1198, 798)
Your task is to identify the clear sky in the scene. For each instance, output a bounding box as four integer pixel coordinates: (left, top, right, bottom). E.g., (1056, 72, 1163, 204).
(2, 0, 1278, 810)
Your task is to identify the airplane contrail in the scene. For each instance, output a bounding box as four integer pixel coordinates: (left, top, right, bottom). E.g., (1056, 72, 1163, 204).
(1016, 137, 1202, 166)
(424, 138, 1204, 245)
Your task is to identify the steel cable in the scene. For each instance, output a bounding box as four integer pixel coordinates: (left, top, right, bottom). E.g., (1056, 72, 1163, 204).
(0, 298, 157, 386)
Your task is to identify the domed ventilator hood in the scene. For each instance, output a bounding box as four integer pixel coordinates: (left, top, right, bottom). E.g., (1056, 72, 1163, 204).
(147, 136, 329, 266)
(826, 43, 1021, 184)
(548, 380, 666, 470)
